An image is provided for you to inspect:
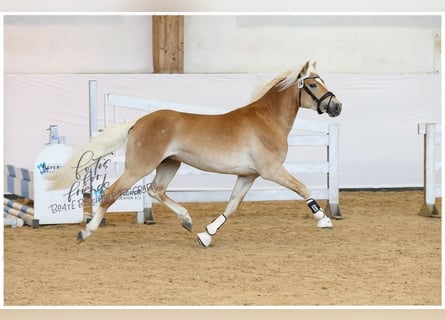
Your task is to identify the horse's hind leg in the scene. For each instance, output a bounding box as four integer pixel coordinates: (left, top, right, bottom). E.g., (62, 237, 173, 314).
(197, 174, 257, 247)
(148, 159, 193, 232)
(78, 169, 144, 242)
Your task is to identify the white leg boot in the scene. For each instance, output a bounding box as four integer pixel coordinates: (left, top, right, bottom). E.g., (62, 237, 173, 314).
(307, 198, 333, 229)
(197, 214, 226, 248)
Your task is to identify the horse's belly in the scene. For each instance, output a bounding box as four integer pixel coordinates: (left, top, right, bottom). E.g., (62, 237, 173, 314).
(172, 152, 257, 176)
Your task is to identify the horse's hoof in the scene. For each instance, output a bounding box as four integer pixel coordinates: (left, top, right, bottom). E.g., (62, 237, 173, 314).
(77, 231, 85, 244)
(317, 216, 333, 229)
(197, 232, 212, 248)
(182, 222, 193, 233)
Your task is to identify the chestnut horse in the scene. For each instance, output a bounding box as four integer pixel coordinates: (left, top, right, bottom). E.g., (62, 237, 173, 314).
(47, 60, 342, 247)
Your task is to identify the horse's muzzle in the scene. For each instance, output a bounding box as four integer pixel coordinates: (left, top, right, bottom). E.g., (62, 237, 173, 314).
(327, 100, 342, 117)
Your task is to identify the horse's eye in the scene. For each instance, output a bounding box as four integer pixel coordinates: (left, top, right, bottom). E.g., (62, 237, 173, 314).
(309, 83, 317, 88)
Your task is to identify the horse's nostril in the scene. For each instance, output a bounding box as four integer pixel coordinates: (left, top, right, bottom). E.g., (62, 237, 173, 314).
(335, 103, 342, 114)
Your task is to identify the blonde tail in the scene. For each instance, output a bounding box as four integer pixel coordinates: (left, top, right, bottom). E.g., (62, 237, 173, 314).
(46, 121, 136, 190)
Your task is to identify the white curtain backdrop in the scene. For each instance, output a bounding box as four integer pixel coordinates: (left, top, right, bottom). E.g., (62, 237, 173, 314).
(4, 73, 441, 189)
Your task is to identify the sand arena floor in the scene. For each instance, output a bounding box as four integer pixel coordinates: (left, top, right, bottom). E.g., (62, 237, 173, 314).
(3, 191, 441, 306)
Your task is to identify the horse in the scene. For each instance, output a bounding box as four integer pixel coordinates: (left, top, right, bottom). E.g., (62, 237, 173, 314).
(47, 60, 342, 247)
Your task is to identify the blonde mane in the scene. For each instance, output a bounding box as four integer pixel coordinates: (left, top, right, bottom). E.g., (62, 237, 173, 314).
(250, 67, 302, 102)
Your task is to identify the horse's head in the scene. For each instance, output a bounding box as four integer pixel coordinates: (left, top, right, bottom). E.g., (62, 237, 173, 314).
(297, 61, 342, 117)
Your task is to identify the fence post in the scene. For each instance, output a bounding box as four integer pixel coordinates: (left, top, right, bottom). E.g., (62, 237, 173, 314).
(89, 80, 98, 140)
(142, 175, 156, 225)
(418, 123, 441, 218)
(325, 124, 342, 219)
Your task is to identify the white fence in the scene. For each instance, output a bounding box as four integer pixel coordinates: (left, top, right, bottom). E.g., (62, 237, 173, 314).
(418, 123, 441, 217)
(89, 80, 342, 221)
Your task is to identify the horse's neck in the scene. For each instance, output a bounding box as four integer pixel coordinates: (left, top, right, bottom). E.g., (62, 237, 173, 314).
(253, 87, 299, 135)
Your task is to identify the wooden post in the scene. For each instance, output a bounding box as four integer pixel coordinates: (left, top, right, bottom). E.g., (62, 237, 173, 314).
(152, 15, 184, 73)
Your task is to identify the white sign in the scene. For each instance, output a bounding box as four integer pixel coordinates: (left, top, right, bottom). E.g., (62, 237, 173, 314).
(34, 144, 84, 225)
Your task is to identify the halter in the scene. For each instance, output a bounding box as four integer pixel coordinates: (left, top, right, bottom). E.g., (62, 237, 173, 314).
(297, 75, 335, 114)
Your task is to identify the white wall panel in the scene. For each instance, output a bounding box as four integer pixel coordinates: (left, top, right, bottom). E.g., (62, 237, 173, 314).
(184, 15, 440, 73)
(4, 15, 153, 73)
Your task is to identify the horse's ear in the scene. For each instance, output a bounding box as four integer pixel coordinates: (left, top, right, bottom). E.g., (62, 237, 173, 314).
(300, 60, 311, 77)
(306, 61, 317, 74)
(312, 61, 317, 71)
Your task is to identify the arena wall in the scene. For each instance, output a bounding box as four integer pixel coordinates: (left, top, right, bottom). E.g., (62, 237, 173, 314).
(3, 15, 441, 189)
(4, 15, 440, 74)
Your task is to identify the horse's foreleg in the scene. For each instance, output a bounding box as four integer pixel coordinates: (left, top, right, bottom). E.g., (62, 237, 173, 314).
(148, 159, 193, 231)
(197, 175, 257, 248)
(262, 165, 333, 229)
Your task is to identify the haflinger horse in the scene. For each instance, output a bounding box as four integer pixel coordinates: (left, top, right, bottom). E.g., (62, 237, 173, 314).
(47, 60, 342, 247)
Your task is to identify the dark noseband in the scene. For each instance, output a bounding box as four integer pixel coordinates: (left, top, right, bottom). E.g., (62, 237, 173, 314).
(298, 75, 335, 114)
